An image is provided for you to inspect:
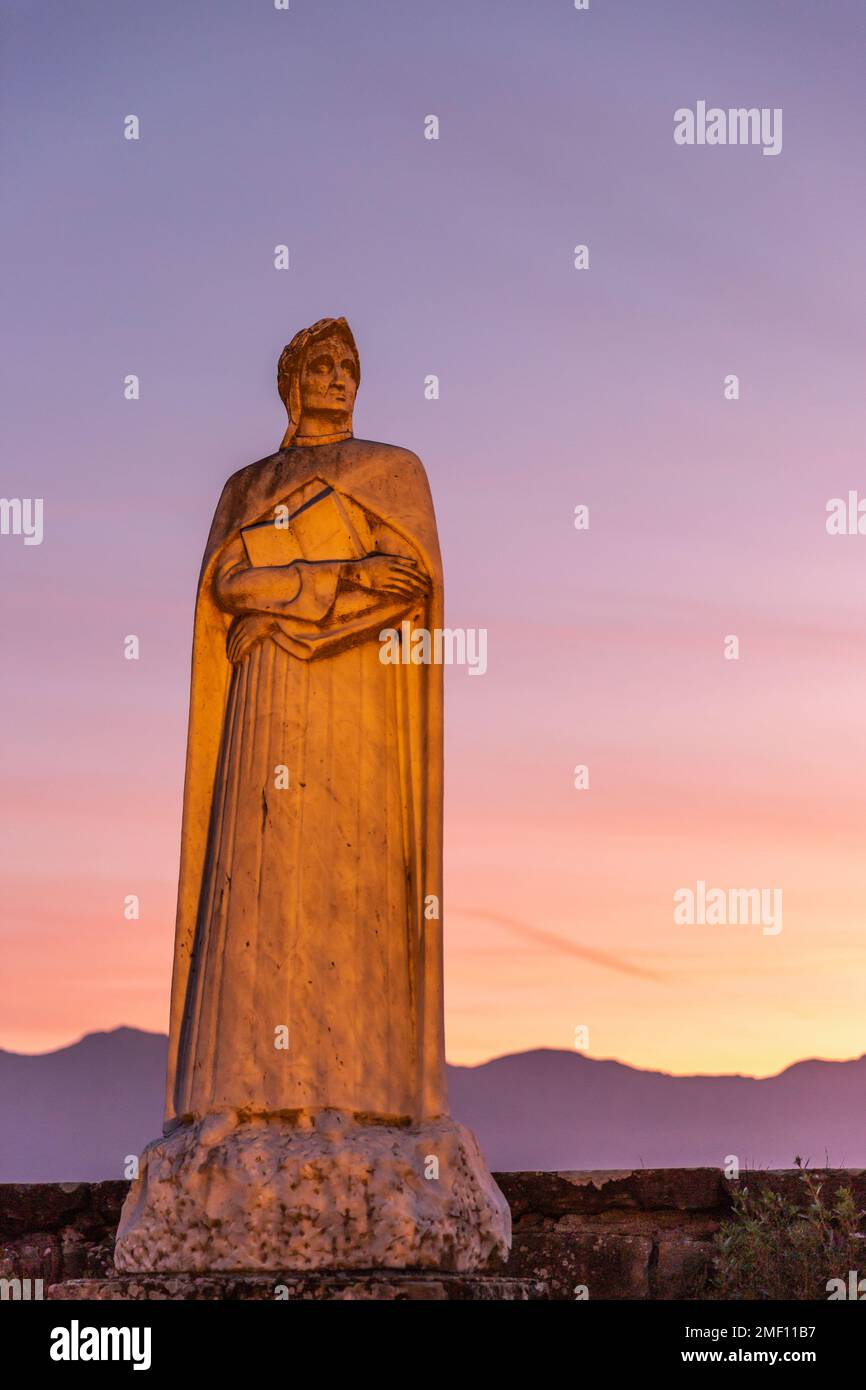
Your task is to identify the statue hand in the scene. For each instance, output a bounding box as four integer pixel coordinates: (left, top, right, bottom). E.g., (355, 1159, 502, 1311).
(227, 614, 277, 663)
(345, 553, 430, 599)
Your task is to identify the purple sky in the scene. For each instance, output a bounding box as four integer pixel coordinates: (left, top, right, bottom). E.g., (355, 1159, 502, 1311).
(3, 0, 866, 1076)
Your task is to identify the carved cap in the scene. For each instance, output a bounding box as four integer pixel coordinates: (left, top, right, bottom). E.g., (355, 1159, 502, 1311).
(277, 317, 360, 449)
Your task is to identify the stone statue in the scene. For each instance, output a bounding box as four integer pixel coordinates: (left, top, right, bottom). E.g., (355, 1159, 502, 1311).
(115, 318, 511, 1275)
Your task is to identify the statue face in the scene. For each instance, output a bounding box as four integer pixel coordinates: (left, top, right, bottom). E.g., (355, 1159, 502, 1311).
(299, 335, 358, 423)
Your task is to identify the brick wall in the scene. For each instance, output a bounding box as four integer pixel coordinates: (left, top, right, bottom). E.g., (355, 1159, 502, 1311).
(3, 1169, 863, 1299)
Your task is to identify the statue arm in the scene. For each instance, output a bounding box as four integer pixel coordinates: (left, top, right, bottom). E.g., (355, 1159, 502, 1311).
(211, 521, 431, 670)
(212, 536, 342, 622)
(213, 527, 432, 665)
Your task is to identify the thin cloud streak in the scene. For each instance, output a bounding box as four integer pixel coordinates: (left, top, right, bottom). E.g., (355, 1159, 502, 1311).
(451, 909, 664, 982)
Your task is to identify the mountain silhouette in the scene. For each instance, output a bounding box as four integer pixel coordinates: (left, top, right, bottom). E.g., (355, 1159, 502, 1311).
(1, 1028, 864, 1181)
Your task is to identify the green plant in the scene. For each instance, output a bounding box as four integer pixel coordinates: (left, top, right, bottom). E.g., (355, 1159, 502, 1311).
(709, 1158, 865, 1300)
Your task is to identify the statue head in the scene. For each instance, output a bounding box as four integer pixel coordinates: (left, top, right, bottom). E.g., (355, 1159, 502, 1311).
(277, 317, 360, 448)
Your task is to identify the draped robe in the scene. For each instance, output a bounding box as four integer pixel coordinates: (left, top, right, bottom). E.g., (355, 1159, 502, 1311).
(165, 438, 446, 1131)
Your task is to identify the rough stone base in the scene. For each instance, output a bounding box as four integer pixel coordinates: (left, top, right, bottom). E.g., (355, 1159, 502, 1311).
(115, 1110, 511, 1274)
(49, 1272, 542, 1301)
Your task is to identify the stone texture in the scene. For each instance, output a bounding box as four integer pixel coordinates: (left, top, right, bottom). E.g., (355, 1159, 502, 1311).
(115, 1111, 510, 1274)
(508, 1229, 652, 1300)
(653, 1236, 715, 1300)
(50, 1272, 543, 1301)
(0, 1180, 126, 1239)
(10, 1169, 866, 1300)
(0, 1181, 125, 1290)
(496, 1167, 727, 1219)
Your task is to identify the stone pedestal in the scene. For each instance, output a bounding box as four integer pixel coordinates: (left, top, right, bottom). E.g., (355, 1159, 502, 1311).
(115, 1109, 511, 1275)
(50, 1272, 544, 1301)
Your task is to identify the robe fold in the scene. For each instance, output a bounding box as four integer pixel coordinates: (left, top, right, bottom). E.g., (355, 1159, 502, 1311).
(165, 438, 446, 1131)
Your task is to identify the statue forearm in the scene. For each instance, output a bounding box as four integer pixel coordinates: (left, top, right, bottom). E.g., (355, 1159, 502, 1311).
(214, 550, 343, 622)
(215, 560, 303, 616)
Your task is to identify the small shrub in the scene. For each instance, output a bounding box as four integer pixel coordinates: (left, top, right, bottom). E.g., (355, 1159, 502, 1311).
(709, 1158, 864, 1300)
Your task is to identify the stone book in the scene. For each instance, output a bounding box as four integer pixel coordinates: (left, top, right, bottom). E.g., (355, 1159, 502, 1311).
(240, 480, 371, 567)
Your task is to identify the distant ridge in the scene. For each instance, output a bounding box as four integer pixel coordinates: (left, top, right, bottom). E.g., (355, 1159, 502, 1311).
(1, 1028, 864, 1181)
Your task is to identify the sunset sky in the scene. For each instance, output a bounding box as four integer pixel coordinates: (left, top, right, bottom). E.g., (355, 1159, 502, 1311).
(3, 0, 866, 1077)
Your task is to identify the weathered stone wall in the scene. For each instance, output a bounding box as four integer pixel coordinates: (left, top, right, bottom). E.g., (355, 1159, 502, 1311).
(0, 1181, 126, 1291)
(498, 1169, 866, 1298)
(3, 1170, 865, 1299)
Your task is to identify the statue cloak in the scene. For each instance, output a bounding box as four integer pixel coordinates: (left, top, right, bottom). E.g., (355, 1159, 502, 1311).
(164, 438, 446, 1131)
